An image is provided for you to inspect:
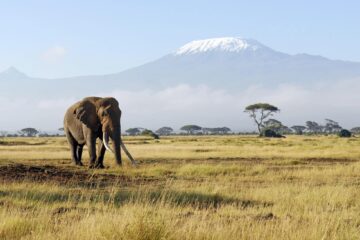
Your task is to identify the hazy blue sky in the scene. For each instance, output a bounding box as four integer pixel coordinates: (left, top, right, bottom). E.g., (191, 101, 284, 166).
(1, 0, 359, 78)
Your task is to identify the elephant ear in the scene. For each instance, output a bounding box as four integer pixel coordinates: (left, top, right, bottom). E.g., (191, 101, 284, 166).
(73, 100, 99, 130)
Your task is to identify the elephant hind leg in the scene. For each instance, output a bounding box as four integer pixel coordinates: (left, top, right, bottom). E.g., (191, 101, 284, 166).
(65, 130, 80, 165)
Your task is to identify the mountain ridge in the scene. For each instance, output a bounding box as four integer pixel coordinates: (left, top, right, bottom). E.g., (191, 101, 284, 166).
(1, 37, 360, 98)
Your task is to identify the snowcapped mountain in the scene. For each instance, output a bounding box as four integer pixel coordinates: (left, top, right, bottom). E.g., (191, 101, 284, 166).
(98, 37, 360, 90)
(2, 37, 360, 97)
(2, 37, 360, 131)
(174, 37, 265, 55)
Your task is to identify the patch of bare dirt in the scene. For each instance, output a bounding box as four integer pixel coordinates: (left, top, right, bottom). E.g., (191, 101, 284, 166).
(0, 140, 47, 146)
(0, 164, 160, 187)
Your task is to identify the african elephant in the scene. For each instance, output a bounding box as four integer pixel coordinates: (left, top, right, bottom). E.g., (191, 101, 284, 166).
(63, 97, 136, 168)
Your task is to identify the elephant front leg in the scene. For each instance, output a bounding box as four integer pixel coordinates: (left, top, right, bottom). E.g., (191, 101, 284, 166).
(76, 145, 84, 166)
(95, 140, 106, 169)
(87, 136, 97, 168)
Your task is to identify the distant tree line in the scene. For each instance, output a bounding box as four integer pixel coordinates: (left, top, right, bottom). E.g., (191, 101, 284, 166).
(1, 103, 358, 138)
(243, 102, 356, 137)
(123, 125, 233, 137)
(0, 128, 65, 137)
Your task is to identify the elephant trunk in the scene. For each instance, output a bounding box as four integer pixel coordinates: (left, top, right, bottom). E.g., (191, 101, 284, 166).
(103, 129, 122, 165)
(103, 127, 136, 166)
(112, 127, 122, 165)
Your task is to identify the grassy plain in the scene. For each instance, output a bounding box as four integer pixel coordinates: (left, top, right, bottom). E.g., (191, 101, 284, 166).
(0, 135, 360, 239)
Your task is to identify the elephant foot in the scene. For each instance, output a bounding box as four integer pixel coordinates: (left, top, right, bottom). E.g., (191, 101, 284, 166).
(95, 162, 105, 169)
(89, 163, 105, 169)
(74, 161, 84, 166)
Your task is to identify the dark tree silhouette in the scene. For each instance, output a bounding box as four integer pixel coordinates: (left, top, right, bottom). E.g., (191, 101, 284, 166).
(324, 119, 342, 133)
(305, 121, 323, 134)
(141, 129, 160, 139)
(125, 128, 141, 136)
(19, 128, 39, 137)
(202, 127, 231, 135)
(180, 125, 202, 135)
(244, 103, 279, 134)
(155, 127, 173, 135)
(263, 119, 291, 135)
(291, 125, 306, 135)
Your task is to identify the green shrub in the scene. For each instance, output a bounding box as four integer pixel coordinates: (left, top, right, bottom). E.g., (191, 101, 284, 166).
(260, 129, 285, 138)
(338, 129, 351, 138)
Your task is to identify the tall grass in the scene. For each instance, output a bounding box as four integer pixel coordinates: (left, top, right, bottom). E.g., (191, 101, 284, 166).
(0, 136, 360, 239)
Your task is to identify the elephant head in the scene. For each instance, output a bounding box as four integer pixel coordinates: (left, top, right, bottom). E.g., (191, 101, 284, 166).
(73, 97, 136, 166)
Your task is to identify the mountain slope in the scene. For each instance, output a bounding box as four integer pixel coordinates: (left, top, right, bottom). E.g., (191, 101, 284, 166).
(2, 37, 360, 97)
(101, 37, 360, 90)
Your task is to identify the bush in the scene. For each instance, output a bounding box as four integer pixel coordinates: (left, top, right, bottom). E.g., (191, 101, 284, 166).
(260, 129, 285, 138)
(338, 129, 352, 138)
(141, 129, 160, 139)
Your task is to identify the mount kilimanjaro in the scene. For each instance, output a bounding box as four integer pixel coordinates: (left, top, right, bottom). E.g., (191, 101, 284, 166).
(1, 37, 360, 130)
(1, 37, 360, 98)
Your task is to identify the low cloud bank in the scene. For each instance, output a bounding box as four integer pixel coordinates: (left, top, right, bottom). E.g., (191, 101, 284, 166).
(1, 80, 360, 132)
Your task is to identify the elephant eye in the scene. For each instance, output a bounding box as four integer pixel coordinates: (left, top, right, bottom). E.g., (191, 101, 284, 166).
(102, 110, 108, 117)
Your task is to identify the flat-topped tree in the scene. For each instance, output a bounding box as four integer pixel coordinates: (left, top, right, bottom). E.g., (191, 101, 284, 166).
(202, 127, 232, 135)
(19, 128, 39, 137)
(305, 121, 323, 134)
(180, 125, 202, 135)
(291, 125, 306, 135)
(324, 119, 342, 133)
(125, 128, 141, 136)
(263, 119, 291, 135)
(141, 129, 160, 139)
(244, 103, 279, 134)
(156, 127, 174, 135)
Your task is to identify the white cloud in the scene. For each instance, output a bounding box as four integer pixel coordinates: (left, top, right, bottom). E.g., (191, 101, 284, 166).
(95, 81, 360, 131)
(41, 46, 66, 62)
(37, 98, 76, 109)
(1, 81, 360, 132)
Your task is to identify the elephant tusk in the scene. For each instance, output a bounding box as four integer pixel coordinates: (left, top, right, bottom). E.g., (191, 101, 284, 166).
(120, 140, 137, 166)
(103, 132, 114, 154)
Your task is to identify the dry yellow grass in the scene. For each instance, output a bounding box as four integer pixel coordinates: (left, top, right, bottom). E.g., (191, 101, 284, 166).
(0, 135, 360, 239)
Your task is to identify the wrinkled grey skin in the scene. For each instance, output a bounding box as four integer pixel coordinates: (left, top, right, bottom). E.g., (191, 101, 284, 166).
(63, 97, 136, 168)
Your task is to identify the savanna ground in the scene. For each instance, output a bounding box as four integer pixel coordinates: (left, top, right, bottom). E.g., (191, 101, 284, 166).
(1, 135, 360, 239)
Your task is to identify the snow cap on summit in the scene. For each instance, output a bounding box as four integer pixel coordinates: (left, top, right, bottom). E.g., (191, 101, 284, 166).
(174, 37, 266, 55)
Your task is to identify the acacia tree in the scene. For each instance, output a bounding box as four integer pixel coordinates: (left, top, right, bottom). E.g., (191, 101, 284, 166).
(305, 121, 323, 134)
(324, 119, 342, 133)
(180, 125, 202, 135)
(155, 127, 174, 135)
(263, 119, 291, 134)
(291, 125, 306, 135)
(202, 127, 231, 135)
(244, 103, 279, 134)
(19, 128, 39, 137)
(125, 128, 141, 136)
(141, 129, 160, 139)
